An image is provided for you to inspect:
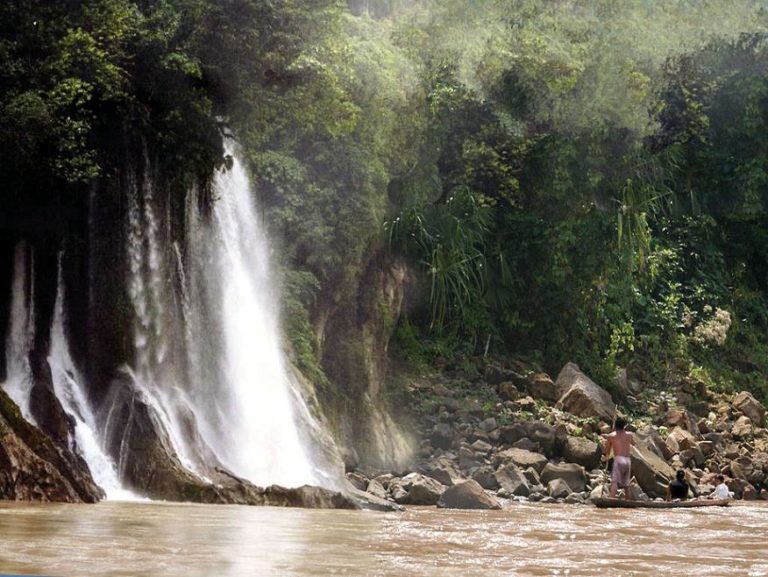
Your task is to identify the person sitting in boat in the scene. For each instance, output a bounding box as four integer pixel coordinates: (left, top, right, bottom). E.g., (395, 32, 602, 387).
(603, 417, 634, 499)
(666, 469, 689, 501)
(710, 475, 731, 500)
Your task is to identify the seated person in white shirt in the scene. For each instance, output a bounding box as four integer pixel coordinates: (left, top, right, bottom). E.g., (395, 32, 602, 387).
(710, 475, 731, 499)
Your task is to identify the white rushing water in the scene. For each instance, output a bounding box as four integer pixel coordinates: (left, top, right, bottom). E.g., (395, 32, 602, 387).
(118, 140, 318, 489)
(122, 152, 203, 476)
(183, 141, 316, 487)
(48, 258, 137, 500)
(2, 242, 36, 423)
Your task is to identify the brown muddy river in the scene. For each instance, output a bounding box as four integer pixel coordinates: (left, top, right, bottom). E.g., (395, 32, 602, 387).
(0, 500, 765, 576)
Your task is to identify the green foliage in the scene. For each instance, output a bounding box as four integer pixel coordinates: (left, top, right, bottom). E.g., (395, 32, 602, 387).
(5, 0, 768, 403)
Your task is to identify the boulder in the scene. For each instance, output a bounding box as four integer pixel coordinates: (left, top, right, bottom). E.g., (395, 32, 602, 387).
(547, 478, 572, 499)
(630, 442, 676, 498)
(346, 487, 402, 512)
(732, 416, 754, 439)
(565, 492, 585, 505)
(743, 484, 758, 501)
(679, 446, 705, 467)
(458, 446, 481, 471)
(562, 436, 602, 470)
(437, 480, 502, 510)
(733, 391, 766, 426)
(399, 472, 446, 505)
(555, 364, 615, 422)
(366, 479, 389, 501)
(346, 472, 369, 491)
(512, 438, 539, 452)
(471, 439, 493, 454)
(495, 464, 531, 496)
(431, 423, 454, 450)
(636, 427, 674, 461)
(259, 485, 357, 509)
(662, 409, 701, 436)
(522, 467, 541, 486)
(698, 440, 716, 457)
(667, 427, 698, 451)
(528, 373, 558, 402)
(485, 364, 526, 387)
(388, 479, 408, 502)
(726, 477, 750, 499)
(495, 447, 548, 473)
(540, 462, 587, 493)
(418, 457, 462, 487)
(479, 418, 498, 433)
(472, 466, 500, 490)
(499, 421, 556, 457)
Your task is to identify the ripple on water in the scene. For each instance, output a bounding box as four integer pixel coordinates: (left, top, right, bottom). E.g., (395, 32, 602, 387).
(0, 501, 765, 576)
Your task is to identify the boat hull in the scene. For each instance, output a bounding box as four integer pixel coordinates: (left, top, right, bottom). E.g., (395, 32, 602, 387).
(592, 498, 730, 509)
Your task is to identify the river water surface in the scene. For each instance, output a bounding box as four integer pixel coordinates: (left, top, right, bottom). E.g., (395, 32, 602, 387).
(0, 500, 764, 576)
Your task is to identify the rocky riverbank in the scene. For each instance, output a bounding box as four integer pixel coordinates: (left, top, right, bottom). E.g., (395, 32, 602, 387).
(346, 360, 768, 509)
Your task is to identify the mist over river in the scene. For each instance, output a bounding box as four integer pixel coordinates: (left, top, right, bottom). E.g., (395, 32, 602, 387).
(0, 501, 765, 577)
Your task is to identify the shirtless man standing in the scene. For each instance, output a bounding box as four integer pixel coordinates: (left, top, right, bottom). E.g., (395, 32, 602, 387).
(603, 417, 634, 499)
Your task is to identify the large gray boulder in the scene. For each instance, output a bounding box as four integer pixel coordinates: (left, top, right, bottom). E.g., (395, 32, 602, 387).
(419, 456, 462, 487)
(540, 462, 587, 492)
(733, 391, 765, 426)
(555, 363, 616, 422)
(472, 465, 500, 490)
(495, 464, 531, 496)
(399, 472, 446, 505)
(547, 478, 572, 499)
(437, 480, 502, 510)
(630, 442, 675, 498)
(495, 447, 548, 473)
(562, 436, 602, 470)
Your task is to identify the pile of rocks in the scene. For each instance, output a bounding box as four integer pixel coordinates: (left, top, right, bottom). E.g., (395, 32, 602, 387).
(346, 362, 768, 509)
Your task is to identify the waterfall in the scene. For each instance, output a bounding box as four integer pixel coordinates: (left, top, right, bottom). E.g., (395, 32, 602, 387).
(113, 140, 321, 489)
(2, 242, 36, 422)
(183, 141, 317, 487)
(48, 258, 137, 500)
(0, 139, 331, 500)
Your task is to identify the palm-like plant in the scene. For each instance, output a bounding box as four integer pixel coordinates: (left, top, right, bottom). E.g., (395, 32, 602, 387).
(386, 185, 490, 330)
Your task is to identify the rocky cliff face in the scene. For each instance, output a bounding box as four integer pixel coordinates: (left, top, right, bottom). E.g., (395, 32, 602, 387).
(0, 387, 103, 502)
(315, 251, 415, 471)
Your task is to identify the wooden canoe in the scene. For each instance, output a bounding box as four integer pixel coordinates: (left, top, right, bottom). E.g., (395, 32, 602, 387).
(593, 497, 730, 509)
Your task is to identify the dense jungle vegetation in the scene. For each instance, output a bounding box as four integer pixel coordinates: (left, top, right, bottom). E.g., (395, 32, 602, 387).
(3, 0, 768, 401)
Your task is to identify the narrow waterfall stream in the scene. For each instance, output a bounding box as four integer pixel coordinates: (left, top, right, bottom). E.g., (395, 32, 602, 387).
(48, 258, 137, 500)
(2, 242, 36, 423)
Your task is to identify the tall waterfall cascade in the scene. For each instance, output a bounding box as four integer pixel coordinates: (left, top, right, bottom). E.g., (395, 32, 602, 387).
(181, 142, 318, 487)
(111, 138, 324, 490)
(1, 139, 334, 500)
